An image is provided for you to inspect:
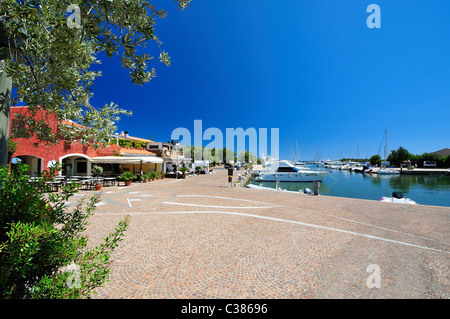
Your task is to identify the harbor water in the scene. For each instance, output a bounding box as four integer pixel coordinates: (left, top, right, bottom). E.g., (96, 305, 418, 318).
(250, 169, 450, 207)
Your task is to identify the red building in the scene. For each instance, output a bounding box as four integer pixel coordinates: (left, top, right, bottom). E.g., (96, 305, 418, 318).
(9, 106, 160, 177)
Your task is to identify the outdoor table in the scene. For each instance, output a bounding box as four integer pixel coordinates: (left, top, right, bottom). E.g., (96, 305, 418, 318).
(103, 177, 116, 187)
(78, 176, 93, 180)
(65, 178, 81, 186)
(80, 178, 95, 190)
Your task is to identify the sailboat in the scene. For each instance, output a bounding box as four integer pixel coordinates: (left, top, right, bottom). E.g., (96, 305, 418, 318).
(293, 140, 306, 166)
(377, 129, 400, 174)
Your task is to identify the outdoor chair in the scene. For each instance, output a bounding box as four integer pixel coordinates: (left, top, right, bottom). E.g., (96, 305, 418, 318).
(79, 178, 94, 190)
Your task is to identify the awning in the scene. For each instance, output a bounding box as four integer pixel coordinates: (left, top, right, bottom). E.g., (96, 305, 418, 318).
(163, 157, 192, 163)
(91, 156, 163, 164)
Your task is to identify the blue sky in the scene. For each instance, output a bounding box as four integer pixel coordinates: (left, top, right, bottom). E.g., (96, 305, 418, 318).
(90, 0, 450, 160)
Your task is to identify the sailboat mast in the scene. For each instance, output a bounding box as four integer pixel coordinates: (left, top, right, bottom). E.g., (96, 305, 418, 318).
(291, 143, 295, 162)
(385, 128, 387, 161)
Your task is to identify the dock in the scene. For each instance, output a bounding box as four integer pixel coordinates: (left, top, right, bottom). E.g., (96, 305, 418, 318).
(399, 168, 450, 175)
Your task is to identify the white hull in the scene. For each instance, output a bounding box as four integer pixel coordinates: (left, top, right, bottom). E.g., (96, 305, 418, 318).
(380, 197, 417, 204)
(254, 171, 330, 182)
(377, 169, 400, 174)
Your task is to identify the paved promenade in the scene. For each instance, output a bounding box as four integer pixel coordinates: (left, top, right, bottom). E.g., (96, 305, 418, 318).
(77, 169, 449, 299)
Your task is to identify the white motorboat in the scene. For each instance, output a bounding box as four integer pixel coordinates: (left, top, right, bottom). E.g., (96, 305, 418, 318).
(247, 183, 313, 195)
(254, 160, 330, 182)
(377, 168, 400, 174)
(380, 192, 417, 205)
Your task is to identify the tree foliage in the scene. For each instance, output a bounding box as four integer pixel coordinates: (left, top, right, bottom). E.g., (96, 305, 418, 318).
(369, 154, 381, 166)
(0, 164, 129, 298)
(387, 146, 411, 167)
(384, 146, 450, 168)
(237, 150, 257, 164)
(0, 0, 191, 145)
(182, 145, 239, 164)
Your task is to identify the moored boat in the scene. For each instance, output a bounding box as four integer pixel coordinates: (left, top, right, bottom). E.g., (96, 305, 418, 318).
(377, 168, 400, 174)
(380, 192, 417, 205)
(254, 160, 330, 182)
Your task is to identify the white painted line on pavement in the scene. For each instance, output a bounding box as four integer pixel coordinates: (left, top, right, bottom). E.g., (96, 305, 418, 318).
(161, 202, 278, 209)
(94, 210, 450, 254)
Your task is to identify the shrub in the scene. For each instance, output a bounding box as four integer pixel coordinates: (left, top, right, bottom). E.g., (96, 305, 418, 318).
(0, 164, 129, 298)
(91, 165, 103, 177)
(120, 171, 136, 181)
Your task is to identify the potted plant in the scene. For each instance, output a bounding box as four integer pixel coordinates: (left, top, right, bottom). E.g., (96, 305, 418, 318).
(178, 166, 189, 179)
(155, 171, 160, 180)
(160, 171, 166, 179)
(92, 165, 104, 190)
(120, 171, 136, 186)
(94, 179, 103, 191)
(195, 166, 202, 174)
(141, 172, 149, 182)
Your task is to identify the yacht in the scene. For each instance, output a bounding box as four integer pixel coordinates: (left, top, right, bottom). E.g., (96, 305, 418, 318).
(254, 160, 330, 182)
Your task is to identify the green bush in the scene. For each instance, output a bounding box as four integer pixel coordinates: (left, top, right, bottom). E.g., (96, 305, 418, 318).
(120, 171, 136, 181)
(0, 164, 129, 299)
(91, 165, 103, 177)
(116, 138, 147, 149)
(178, 167, 189, 174)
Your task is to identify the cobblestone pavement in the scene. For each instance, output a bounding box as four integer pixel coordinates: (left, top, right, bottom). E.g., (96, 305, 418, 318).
(74, 169, 449, 299)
